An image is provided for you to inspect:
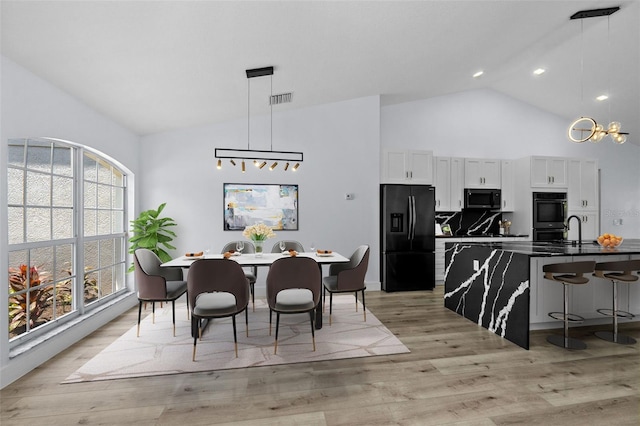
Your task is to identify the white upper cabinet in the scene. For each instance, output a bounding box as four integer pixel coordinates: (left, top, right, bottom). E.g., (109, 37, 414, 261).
(434, 157, 451, 211)
(450, 157, 465, 211)
(530, 156, 567, 187)
(567, 159, 598, 212)
(381, 149, 433, 184)
(464, 158, 501, 188)
(433, 156, 464, 212)
(501, 160, 515, 211)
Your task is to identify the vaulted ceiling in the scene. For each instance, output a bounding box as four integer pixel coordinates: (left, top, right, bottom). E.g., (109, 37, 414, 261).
(2, 1, 638, 145)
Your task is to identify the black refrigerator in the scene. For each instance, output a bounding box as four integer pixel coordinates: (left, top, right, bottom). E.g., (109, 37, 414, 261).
(380, 184, 436, 292)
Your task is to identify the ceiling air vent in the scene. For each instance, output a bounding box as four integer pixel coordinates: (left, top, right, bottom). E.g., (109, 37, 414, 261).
(269, 92, 293, 105)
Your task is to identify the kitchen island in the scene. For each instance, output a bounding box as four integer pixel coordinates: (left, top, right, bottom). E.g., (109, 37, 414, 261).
(444, 240, 640, 349)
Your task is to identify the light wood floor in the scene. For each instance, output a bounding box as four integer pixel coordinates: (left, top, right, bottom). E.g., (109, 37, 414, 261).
(2, 286, 639, 425)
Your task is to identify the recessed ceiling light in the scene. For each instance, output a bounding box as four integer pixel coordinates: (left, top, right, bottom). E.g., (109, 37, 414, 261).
(533, 68, 546, 75)
(596, 94, 609, 101)
(472, 71, 484, 78)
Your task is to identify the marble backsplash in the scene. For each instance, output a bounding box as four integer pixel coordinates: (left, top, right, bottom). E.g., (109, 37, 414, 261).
(436, 210, 502, 236)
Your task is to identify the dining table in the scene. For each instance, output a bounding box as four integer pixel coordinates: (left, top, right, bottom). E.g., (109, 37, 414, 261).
(161, 251, 350, 330)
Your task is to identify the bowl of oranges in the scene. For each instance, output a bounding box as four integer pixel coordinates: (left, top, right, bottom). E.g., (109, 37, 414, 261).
(597, 233, 623, 249)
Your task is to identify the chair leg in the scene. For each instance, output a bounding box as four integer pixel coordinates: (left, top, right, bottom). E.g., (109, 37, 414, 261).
(362, 289, 366, 322)
(309, 310, 316, 351)
(186, 292, 190, 320)
(172, 300, 176, 337)
(322, 287, 326, 313)
(232, 315, 238, 358)
(244, 308, 249, 337)
(192, 317, 198, 362)
(269, 309, 273, 336)
(137, 301, 143, 337)
(355, 292, 358, 312)
(152, 301, 155, 323)
(274, 312, 280, 354)
(329, 292, 333, 326)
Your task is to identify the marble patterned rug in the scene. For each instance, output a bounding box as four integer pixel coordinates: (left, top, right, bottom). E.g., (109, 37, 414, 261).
(63, 295, 409, 383)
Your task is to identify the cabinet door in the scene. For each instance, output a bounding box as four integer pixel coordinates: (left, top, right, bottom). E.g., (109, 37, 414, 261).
(567, 159, 583, 211)
(464, 158, 483, 188)
(408, 150, 433, 184)
(465, 158, 500, 188)
(566, 211, 599, 241)
(434, 157, 451, 211)
(450, 158, 465, 211)
(530, 157, 550, 187)
(567, 159, 597, 211)
(381, 150, 408, 183)
(580, 159, 598, 210)
(501, 160, 514, 211)
(482, 160, 501, 188)
(548, 158, 567, 186)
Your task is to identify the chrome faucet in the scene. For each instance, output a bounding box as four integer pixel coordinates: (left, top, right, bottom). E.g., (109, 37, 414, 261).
(565, 215, 582, 246)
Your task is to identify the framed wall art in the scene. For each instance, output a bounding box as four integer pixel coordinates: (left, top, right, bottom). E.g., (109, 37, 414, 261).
(223, 183, 299, 231)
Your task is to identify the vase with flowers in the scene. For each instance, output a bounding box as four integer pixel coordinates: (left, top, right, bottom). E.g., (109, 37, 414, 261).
(242, 223, 276, 257)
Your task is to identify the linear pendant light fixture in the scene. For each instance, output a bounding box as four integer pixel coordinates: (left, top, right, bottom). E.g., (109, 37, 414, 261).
(567, 6, 628, 144)
(215, 66, 303, 171)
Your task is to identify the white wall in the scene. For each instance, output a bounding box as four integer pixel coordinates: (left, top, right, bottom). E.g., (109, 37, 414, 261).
(138, 96, 381, 294)
(0, 56, 141, 388)
(381, 89, 640, 238)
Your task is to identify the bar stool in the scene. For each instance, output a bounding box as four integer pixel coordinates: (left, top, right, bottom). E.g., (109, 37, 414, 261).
(593, 259, 640, 345)
(543, 261, 596, 350)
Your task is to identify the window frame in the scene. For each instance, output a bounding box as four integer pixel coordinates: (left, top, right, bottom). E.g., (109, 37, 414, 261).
(6, 138, 130, 347)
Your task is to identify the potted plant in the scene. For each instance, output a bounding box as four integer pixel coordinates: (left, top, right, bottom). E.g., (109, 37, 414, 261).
(128, 202, 178, 272)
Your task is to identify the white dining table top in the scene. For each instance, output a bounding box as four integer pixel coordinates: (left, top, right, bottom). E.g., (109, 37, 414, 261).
(161, 251, 350, 268)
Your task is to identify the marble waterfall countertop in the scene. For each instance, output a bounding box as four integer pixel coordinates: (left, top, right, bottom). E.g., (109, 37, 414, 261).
(445, 239, 640, 257)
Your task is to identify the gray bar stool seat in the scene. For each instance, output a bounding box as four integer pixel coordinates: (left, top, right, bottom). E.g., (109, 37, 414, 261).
(593, 259, 640, 345)
(543, 261, 595, 350)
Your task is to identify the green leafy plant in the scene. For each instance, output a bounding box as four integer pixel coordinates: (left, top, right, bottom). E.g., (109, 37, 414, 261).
(8, 264, 53, 334)
(128, 202, 177, 272)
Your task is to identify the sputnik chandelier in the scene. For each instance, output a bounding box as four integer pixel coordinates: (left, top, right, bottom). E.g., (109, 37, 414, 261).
(566, 6, 628, 145)
(215, 66, 303, 172)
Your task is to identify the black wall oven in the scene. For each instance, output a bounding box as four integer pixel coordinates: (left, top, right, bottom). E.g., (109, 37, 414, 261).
(532, 192, 567, 241)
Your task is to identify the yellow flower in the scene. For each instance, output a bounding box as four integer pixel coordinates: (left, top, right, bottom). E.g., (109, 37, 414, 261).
(242, 223, 276, 241)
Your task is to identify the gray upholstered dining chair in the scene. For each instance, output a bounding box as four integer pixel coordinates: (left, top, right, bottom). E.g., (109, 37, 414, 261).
(221, 241, 257, 311)
(133, 248, 188, 337)
(322, 245, 370, 326)
(187, 258, 250, 361)
(266, 256, 321, 354)
(270, 240, 305, 253)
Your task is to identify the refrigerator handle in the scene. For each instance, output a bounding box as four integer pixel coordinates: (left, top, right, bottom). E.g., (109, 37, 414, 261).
(410, 196, 416, 240)
(407, 196, 412, 240)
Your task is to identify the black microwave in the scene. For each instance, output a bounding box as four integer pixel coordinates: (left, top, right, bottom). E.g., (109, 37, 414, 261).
(464, 189, 501, 209)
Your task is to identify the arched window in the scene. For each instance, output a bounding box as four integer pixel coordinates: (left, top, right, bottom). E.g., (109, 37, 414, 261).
(7, 138, 129, 345)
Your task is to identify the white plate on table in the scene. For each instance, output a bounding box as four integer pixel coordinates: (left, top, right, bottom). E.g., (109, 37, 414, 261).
(316, 252, 333, 257)
(184, 255, 203, 260)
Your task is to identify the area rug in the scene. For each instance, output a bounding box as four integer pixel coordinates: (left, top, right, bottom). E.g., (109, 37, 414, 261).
(63, 295, 409, 383)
